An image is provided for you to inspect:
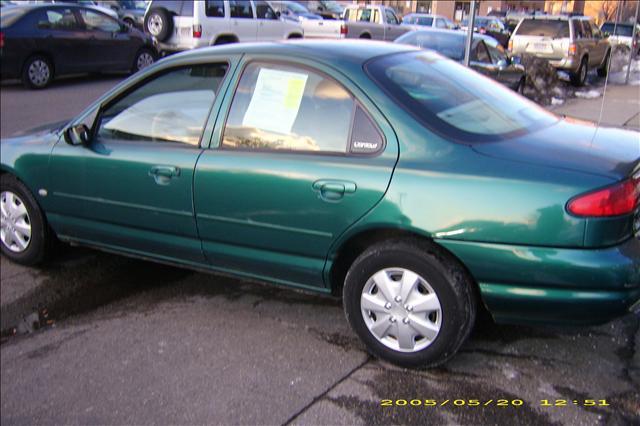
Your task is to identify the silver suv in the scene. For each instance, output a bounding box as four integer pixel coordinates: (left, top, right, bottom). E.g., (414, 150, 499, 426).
(510, 15, 611, 86)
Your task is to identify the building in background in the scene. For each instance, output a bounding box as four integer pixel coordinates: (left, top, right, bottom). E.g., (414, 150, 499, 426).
(351, 0, 637, 24)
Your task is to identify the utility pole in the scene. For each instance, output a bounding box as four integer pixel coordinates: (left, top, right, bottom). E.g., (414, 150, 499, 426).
(463, 0, 477, 67)
(625, 0, 639, 84)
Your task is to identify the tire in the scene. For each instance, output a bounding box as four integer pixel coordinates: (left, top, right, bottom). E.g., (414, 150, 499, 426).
(597, 50, 610, 78)
(213, 36, 237, 46)
(132, 48, 156, 73)
(516, 77, 525, 94)
(360, 33, 371, 39)
(570, 57, 588, 86)
(343, 239, 476, 368)
(21, 55, 53, 89)
(1, 174, 53, 265)
(145, 8, 172, 42)
(123, 17, 135, 28)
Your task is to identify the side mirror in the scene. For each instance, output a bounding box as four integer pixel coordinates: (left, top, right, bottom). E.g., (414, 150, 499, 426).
(510, 55, 522, 65)
(64, 124, 90, 146)
(603, 31, 610, 38)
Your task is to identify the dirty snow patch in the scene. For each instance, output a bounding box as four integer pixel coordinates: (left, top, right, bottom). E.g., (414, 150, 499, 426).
(551, 97, 564, 105)
(574, 90, 602, 99)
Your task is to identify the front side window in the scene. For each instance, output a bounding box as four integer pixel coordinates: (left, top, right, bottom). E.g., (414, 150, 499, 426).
(367, 51, 558, 142)
(205, 0, 225, 18)
(255, 1, 277, 19)
(473, 42, 491, 64)
(385, 9, 398, 25)
(35, 8, 79, 30)
(485, 40, 508, 64)
(79, 8, 120, 32)
(222, 63, 356, 153)
(229, 0, 253, 19)
(97, 64, 228, 146)
(436, 18, 446, 28)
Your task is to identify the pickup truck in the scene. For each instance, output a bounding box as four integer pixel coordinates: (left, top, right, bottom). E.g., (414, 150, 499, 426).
(304, 5, 410, 40)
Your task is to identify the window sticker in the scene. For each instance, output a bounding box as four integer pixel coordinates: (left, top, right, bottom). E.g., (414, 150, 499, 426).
(242, 68, 308, 135)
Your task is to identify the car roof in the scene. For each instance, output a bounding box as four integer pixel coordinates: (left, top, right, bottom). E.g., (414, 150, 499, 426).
(172, 39, 418, 66)
(522, 14, 590, 21)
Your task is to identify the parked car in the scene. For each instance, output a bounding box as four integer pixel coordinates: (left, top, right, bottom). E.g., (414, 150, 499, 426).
(143, 0, 303, 53)
(461, 15, 510, 48)
(401, 13, 455, 30)
(100, 0, 147, 29)
(600, 21, 640, 55)
(509, 15, 611, 86)
(2, 41, 638, 368)
(305, 4, 409, 40)
(395, 29, 526, 92)
(0, 3, 157, 88)
(304, 0, 343, 20)
(269, 1, 322, 23)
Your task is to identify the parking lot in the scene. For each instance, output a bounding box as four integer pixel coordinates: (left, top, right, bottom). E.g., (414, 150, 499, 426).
(1, 75, 639, 425)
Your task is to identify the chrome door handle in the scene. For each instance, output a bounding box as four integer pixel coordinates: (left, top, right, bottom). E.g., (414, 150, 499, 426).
(149, 166, 180, 185)
(312, 179, 356, 201)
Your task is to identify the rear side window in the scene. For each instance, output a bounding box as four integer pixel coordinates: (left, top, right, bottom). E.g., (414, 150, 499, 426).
(417, 17, 434, 26)
(581, 20, 592, 38)
(516, 19, 569, 38)
(255, 1, 278, 20)
(229, 0, 253, 19)
(573, 20, 585, 38)
(78, 9, 120, 32)
(97, 64, 228, 146)
(205, 0, 225, 17)
(34, 8, 80, 30)
(223, 63, 359, 153)
(181, 1, 194, 16)
(367, 51, 558, 142)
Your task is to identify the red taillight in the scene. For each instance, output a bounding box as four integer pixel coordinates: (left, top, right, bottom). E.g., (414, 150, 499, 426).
(340, 24, 348, 36)
(567, 177, 639, 217)
(568, 43, 577, 56)
(193, 24, 202, 38)
(0, 32, 4, 49)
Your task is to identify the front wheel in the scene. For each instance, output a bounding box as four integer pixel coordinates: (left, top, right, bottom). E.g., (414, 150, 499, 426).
(0, 175, 53, 265)
(343, 240, 476, 368)
(132, 48, 156, 73)
(597, 50, 610, 77)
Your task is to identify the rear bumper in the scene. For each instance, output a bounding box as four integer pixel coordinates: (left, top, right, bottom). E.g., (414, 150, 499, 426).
(439, 237, 640, 325)
(548, 56, 580, 73)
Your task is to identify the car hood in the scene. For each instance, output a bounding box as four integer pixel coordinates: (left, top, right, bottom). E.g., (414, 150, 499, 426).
(472, 117, 640, 181)
(8, 119, 70, 138)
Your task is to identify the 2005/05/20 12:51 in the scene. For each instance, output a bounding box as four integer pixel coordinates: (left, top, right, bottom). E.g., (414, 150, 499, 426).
(380, 399, 610, 407)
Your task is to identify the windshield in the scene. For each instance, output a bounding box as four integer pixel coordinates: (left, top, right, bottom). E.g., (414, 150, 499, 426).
(287, 2, 309, 14)
(0, 6, 27, 27)
(406, 16, 434, 26)
(322, 1, 343, 12)
(516, 19, 570, 37)
(396, 32, 465, 60)
(601, 23, 633, 37)
(366, 51, 558, 142)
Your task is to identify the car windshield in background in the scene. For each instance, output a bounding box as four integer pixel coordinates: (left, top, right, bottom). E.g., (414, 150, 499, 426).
(366, 51, 558, 142)
(463, 17, 490, 27)
(601, 23, 634, 37)
(287, 2, 309, 14)
(516, 19, 570, 38)
(396, 32, 465, 60)
(121, 0, 147, 10)
(405, 15, 433, 26)
(0, 6, 27, 27)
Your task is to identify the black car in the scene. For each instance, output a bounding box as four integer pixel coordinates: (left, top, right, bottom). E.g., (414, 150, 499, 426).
(395, 29, 526, 92)
(0, 3, 156, 89)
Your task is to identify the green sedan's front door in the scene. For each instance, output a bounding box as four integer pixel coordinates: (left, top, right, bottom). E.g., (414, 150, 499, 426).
(48, 62, 230, 263)
(193, 59, 398, 290)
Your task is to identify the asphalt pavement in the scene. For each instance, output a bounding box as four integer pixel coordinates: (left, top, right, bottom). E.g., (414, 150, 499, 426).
(1, 74, 639, 425)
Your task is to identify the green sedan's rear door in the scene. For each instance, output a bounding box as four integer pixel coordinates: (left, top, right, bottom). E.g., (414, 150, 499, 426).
(193, 57, 398, 290)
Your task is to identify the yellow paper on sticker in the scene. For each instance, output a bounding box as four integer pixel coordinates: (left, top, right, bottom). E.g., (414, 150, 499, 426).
(285, 78, 306, 109)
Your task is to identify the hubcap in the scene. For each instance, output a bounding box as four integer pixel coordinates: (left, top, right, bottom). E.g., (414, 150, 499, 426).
(0, 191, 32, 253)
(136, 52, 154, 71)
(28, 60, 50, 87)
(148, 14, 163, 36)
(361, 268, 442, 353)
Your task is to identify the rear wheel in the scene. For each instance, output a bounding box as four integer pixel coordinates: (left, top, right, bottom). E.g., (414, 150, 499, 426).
(343, 239, 476, 368)
(571, 57, 588, 86)
(0, 175, 53, 265)
(123, 17, 135, 28)
(22, 55, 53, 89)
(145, 8, 172, 42)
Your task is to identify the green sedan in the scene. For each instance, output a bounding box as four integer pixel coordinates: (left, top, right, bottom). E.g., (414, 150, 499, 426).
(1, 41, 639, 367)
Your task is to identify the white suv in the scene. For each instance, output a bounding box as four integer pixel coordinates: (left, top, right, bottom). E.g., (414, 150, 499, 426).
(144, 0, 303, 53)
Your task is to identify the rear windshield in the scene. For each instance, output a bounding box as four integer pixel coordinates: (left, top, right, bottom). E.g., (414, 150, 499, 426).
(0, 6, 28, 28)
(405, 15, 433, 26)
(366, 51, 558, 142)
(601, 23, 633, 37)
(516, 19, 570, 37)
(395, 32, 464, 60)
